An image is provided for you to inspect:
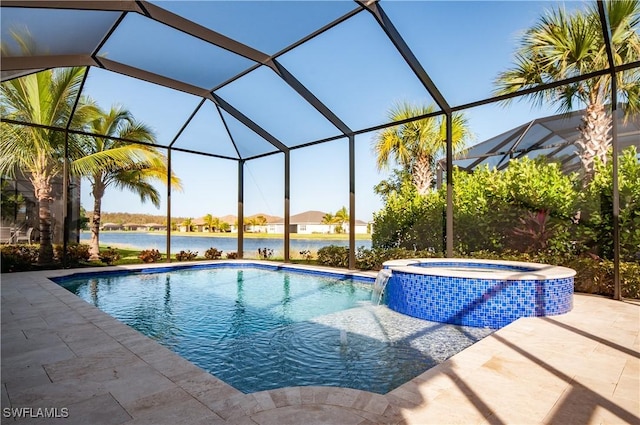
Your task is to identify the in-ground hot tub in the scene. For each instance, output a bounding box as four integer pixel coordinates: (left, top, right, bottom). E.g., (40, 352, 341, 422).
(382, 258, 575, 328)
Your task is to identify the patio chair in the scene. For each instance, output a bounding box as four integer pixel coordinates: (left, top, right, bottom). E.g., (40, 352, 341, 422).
(15, 227, 34, 244)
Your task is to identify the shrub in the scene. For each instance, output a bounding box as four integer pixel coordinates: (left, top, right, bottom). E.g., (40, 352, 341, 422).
(54, 243, 90, 266)
(299, 250, 313, 262)
(355, 247, 439, 270)
(226, 252, 238, 259)
(317, 245, 349, 268)
(175, 250, 198, 261)
(139, 249, 162, 263)
(569, 257, 640, 299)
(99, 247, 121, 265)
(577, 146, 640, 261)
(204, 247, 222, 260)
(1, 245, 38, 272)
(467, 250, 640, 299)
(258, 247, 273, 260)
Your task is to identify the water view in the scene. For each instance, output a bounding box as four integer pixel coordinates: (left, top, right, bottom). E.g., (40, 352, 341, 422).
(80, 231, 372, 257)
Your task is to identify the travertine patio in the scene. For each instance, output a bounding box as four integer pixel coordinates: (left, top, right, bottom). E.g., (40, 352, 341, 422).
(1, 264, 638, 424)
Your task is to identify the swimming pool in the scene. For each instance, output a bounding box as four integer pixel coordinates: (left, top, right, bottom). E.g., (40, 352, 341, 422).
(54, 263, 493, 394)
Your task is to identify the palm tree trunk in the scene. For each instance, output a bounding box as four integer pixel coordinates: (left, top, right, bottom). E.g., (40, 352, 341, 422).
(576, 103, 612, 183)
(89, 180, 105, 261)
(37, 197, 54, 265)
(32, 176, 54, 265)
(412, 155, 433, 195)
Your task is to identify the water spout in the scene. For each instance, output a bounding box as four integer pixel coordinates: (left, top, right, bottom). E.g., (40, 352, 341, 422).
(372, 269, 392, 305)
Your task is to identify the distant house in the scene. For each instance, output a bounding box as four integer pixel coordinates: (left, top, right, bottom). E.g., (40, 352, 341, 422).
(244, 213, 282, 233)
(101, 222, 122, 231)
(123, 222, 144, 231)
(145, 223, 166, 231)
(267, 210, 369, 234)
(191, 218, 206, 232)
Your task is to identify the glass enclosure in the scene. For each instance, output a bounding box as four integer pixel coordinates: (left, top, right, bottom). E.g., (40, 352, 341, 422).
(1, 0, 637, 298)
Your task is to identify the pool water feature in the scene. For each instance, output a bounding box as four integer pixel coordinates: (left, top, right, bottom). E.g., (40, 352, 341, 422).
(54, 263, 493, 394)
(372, 269, 392, 305)
(383, 258, 575, 328)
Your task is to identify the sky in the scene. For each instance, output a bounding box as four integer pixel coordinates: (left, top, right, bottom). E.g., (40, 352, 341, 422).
(66, 0, 582, 222)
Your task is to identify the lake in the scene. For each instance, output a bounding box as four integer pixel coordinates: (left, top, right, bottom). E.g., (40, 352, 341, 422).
(80, 231, 372, 257)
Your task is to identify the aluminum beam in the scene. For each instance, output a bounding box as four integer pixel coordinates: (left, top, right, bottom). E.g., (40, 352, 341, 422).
(211, 93, 289, 154)
(2, 55, 98, 71)
(268, 59, 352, 136)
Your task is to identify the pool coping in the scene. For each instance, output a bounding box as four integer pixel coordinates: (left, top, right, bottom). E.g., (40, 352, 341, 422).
(383, 257, 577, 280)
(2, 260, 638, 424)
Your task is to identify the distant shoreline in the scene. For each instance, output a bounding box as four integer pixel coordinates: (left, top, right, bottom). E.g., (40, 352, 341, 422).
(83, 230, 372, 241)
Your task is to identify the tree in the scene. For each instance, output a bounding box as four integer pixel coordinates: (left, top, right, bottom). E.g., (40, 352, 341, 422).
(204, 214, 216, 233)
(72, 104, 181, 260)
(372, 102, 472, 195)
(218, 221, 230, 232)
(322, 212, 336, 233)
(0, 67, 97, 264)
(334, 206, 349, 233)
(181, 217, 193, 232)
(494, 0, 640, 181)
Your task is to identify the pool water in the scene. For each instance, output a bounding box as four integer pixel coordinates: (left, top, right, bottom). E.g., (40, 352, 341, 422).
(57, 265, 493, 394)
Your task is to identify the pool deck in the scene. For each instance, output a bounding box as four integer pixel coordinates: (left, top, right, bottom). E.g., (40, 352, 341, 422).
(1, 261, 638, 424)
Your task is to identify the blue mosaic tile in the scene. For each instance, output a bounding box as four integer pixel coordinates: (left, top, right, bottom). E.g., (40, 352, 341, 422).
(386, 270, 573, 328)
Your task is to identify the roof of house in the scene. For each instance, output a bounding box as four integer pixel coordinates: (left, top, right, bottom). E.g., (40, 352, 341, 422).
(290, 210, 329, 224)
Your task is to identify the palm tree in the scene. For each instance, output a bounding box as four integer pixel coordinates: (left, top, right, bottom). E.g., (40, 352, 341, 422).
(0, 67, 97, 264)
(322, 212, 336, 233)
(182, 217, 193, 232)
(334, 206, 349, 233)
(204, 214, 216, 233)
(71, 104, 182, 260)
(494, 0, 640, 181)
(373, 102, 472, 195)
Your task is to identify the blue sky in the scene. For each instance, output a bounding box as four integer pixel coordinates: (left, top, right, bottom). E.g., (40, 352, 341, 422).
(74, 1, 578, 221)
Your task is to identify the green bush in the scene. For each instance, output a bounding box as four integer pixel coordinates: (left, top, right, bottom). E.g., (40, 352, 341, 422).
(317, 245, 349, 268)
(1, 245, 38, 272)
(175, 250, 198, 261)
(355, 246, 440, 270)
(99, 247, 121, 265)
(226, 252, 238, 259)
(138, 249, 162, 263)
(204, 247, 222, 260)
(54, 243, 90, 266)
(577, 146, 640, 261)
(372, 175, 445, 251)
(467, 250, 640, 299)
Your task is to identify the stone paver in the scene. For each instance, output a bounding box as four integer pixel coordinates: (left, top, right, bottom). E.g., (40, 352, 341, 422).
(1, 263, 638, 424)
